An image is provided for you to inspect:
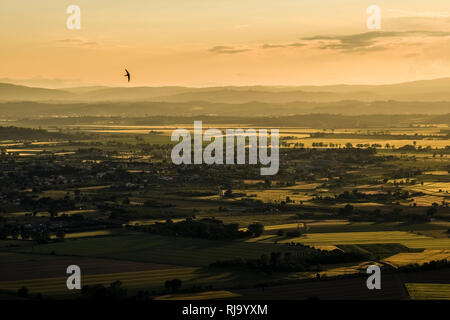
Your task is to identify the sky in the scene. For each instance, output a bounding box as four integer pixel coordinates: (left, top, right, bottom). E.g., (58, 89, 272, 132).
(1, 0, 450, 87)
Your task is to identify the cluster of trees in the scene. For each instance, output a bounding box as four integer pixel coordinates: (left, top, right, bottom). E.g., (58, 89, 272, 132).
(0, 224, 61, 243)
(346, 206, 437, 223)
(80, 281, 127, 300)
(315, 189, 417, 205)
(210, 249, 366, 273)
(133, 217, 254, 240)
(19, 196, 76, 217)
(80, 279, 184, 300)
(0, 126, 68, 140)
(165, 279, 182, 293)
(396, 145, 450, 154)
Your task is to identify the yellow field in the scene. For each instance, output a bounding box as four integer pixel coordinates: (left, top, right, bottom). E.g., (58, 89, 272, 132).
(245, 235, 280, 243)
(384, 250, 450, 267)
(424, 171, 449, 176)
(56, 230, 117, 239)
(316, 261, 377, 278)
(198, 183, 319, 203)
(241, 223, 305, 232)
(276, 231, 450, 250)
(407, 182, 450, 196)
(0, 267, 226, 295)
(406, 283, 450, 300)
(409, 195, 446, 206)
(6, 210, 97, 218)
(155, 290, 240, 300)
(74, 185, 111, 191)
(235, 189, 313, 203)
(312, 245, 340, 251)
(283, 138, 450, 149)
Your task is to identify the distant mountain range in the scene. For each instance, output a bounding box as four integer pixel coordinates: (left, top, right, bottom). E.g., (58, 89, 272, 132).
(2, 78, 450, 103)
(1, 79, 450, 117)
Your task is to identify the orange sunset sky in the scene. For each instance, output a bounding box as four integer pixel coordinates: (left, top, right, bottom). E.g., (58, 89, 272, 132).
(1, 0, 450, 87)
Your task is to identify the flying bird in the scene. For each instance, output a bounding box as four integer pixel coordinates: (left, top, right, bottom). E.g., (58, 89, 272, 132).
(124, 69, 131, 82)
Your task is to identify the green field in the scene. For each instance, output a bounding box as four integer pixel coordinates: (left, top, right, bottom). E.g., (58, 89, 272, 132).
(11, 234, 297, 266)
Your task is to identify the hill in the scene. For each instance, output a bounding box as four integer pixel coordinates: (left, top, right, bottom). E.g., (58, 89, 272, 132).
(0, 100, 449, 119)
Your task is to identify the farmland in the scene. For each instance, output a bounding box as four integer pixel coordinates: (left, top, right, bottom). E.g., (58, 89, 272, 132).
(0, 116, 449, 300)
(384, 250, 450, 267)
(405, 283, 450, 300)
(0, 251, 283, 296)
(275, 231, 450, 250)
(0, 265, 246, 296)
(10, 234, 306, 266)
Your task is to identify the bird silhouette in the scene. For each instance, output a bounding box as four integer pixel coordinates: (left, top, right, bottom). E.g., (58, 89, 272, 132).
(124, 69, 131, 82)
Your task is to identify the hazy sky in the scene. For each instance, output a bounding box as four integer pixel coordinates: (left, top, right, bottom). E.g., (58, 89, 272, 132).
(1, 0, 450, 87)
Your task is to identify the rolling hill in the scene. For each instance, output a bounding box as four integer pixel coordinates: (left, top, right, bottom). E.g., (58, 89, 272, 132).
(1, 79, 450, 117)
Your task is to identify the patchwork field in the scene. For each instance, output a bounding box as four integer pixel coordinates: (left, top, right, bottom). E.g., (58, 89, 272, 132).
(0, 252, 280, 297)
(300, 221, 450, 233)
(10, 234, 296, 266)
(406, 283, 450, 300)
(275, 231, 450, 250)
(407, 182, 450, 197)
(1, 121, 449, 300)
(384, 250, 450, 267)
(0, 252, 182, 281)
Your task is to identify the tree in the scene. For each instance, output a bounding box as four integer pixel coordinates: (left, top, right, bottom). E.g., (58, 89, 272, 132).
(165, 279, 182, 293)
(248, 223, 264, 237)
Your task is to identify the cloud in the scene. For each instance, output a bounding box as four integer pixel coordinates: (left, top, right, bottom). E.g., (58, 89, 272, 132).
(209, 46, 251, 54)
(207, 31, 450, 56)
(261, 42, 306, 49)
(49, 38, 134, 50)
(52, 38, 99, 47)
(301, 31, 450, 53)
